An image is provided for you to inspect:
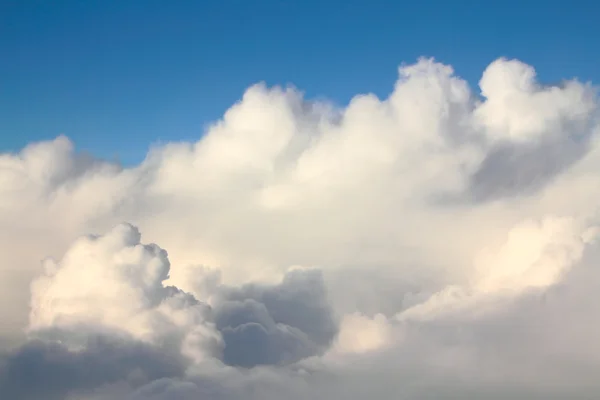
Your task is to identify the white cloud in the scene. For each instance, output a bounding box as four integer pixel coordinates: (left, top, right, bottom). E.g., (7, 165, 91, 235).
(0, 56, 600, 399)
(476, 58, 596, 142)
(28, 223, 223, 363)
(330, 313, 393, 355)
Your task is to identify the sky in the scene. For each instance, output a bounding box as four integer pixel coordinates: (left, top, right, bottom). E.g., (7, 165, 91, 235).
(3, 2, 600, 400)
(2, 0, 599, 164)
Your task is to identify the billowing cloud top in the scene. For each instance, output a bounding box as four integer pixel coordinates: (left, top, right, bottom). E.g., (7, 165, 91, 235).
(1, 57, 600, 399)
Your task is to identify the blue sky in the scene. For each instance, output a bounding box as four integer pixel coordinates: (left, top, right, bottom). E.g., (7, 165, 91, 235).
(1, 0, 598, 164)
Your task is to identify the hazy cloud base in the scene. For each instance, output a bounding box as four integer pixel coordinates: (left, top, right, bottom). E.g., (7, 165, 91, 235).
(1, 57, 600, 399)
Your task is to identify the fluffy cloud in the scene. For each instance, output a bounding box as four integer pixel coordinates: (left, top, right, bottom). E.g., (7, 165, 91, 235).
(1, 57, 600, 399)
(28, 223, 223, 363)
(213, 268, 337, 367)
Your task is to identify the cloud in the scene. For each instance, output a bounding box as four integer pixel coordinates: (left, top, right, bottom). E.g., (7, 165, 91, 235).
(213, 268, 337, 367)
(0, 336, 185, 400)
(0, 56, 600, 399)
(331, 313, 393, 355)
(27, 223, 223, 364)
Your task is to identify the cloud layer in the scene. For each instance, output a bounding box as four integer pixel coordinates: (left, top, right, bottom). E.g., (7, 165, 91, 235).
(1, 57, 600, 399)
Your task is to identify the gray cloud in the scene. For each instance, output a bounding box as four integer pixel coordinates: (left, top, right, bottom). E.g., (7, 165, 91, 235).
(214, 269, 337, 367)
(469, 134, 591, 202)
(0, 336, 185, 400)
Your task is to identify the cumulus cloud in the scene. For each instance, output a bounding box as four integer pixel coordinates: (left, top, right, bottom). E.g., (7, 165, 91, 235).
(27, 223, 223, 364)
(0, 337, 184, 400)
(213, 268, 337, 367)
(1, 57, 600, 399)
